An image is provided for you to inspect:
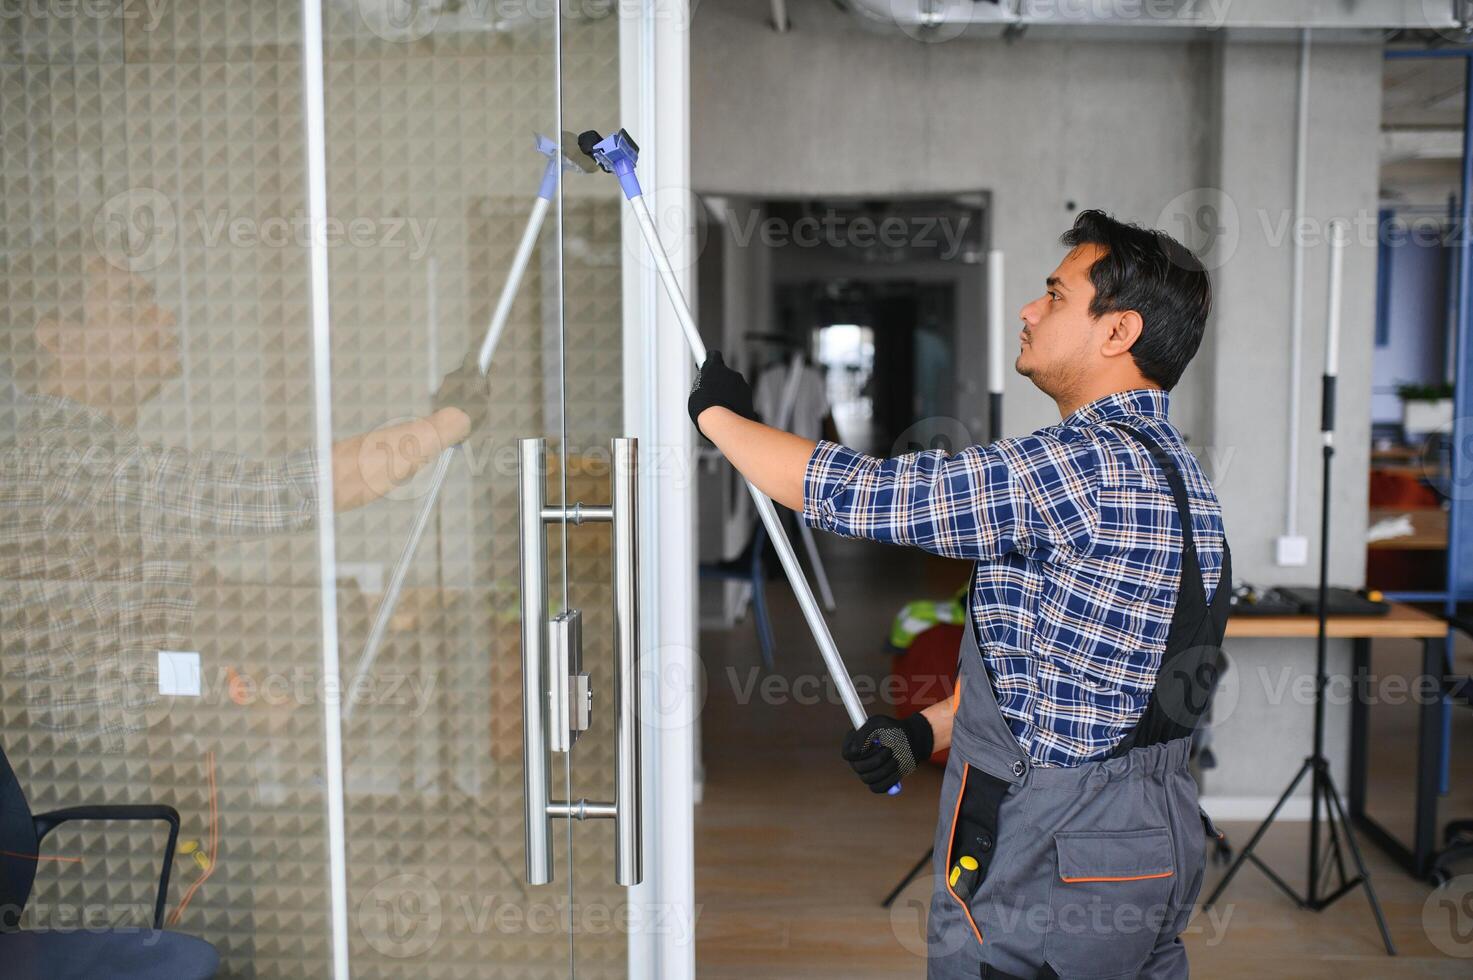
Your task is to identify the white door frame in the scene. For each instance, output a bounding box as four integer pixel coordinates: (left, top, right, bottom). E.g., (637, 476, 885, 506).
(621, 3, 697, 978)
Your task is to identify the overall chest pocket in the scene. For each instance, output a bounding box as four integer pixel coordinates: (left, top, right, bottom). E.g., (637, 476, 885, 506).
(1042, 828, 1176, 979)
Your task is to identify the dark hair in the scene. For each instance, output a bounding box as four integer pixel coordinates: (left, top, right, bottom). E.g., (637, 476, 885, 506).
(1059, 209, 1210, 390)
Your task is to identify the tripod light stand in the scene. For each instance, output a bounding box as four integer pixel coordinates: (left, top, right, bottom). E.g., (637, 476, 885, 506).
(1202, 221, 1395, 957)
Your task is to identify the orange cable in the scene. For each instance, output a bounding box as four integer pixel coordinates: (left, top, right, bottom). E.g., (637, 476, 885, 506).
(1, 850, 82, 864)
(167, 750, 218, 926)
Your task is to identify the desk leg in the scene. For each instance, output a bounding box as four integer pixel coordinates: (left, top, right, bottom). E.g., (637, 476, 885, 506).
(1350, 633, 1445, 879)
(1413, 633, 1446, 879)
(1349, 638, 1370, 820)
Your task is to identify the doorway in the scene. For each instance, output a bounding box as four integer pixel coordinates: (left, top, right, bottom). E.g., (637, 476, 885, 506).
(690, 193, 992, 975)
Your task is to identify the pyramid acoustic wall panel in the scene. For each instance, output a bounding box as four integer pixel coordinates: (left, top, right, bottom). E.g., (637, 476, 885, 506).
(4, 1, 626, 976)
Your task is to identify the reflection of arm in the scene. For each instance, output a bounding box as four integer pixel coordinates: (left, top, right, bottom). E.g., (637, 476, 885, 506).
(126, 408, 470, 541)
(331, 409, 468, 512)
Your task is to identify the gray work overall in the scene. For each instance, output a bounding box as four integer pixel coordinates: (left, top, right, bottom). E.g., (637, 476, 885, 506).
(925, 424, 1232, 980)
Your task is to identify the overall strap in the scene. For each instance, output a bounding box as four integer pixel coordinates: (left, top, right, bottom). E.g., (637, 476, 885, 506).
(1107, 422, 1206, 606)
(1105, 422, 1230, 757)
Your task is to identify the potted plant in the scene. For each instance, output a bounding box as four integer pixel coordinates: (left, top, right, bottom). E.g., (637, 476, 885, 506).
(1397, 380, 1455, 436)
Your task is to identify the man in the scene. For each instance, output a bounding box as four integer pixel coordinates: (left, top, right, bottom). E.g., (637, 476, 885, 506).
(688, 210, 1230, 979)
(1, 260, 489, 749)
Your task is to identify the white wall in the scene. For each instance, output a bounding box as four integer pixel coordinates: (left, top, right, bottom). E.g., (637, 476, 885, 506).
(693, 0, 1214, 440)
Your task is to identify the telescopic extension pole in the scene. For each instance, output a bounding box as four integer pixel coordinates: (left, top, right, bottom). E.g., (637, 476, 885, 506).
(346, 135, 589, 717)
(582, 128, 896, 791)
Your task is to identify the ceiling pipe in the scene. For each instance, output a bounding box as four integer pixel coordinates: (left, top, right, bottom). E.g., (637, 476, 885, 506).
(1279, 29, 1312, 565)
(835, 0, 1465, 37)
(772, 0, 790, 33)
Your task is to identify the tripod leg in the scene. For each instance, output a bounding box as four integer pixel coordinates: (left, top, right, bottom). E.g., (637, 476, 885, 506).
(797, 521, 838, 612)
(1320, 781, 1351, 896)
(882, 846, 935, 908)
(1323, 770, 1397, 956)
(1204, 757, 1312, 909)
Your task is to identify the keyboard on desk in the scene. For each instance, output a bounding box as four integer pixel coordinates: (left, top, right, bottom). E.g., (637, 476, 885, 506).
(1229, 584, 1392, 617)
(1229, 585, 1301, 616)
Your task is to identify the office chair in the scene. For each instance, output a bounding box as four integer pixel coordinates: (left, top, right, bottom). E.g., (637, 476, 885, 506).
(700, 522, 776, 670)
(0, 742, 219, 978)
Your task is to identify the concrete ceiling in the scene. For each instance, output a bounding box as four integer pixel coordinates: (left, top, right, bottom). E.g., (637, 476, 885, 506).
(1381, 54, 1467, 203)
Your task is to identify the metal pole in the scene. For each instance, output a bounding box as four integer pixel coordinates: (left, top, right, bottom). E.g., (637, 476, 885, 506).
(480, 195, 552, 374)
(987, 249, 1005, 443)
(1452, 55, 1473, 622)
(344, 190, 553, 713)
(628, 195, 868, 728)
(1284, 29, 1311, 544)
(1308, 221, 1344, 905)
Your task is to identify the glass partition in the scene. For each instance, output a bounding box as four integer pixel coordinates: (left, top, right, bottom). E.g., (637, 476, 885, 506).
(1, 2, 640, 974)
(317, 3, 573, 978)
(558, 9, 631, 978)
(1, 2, 335, 971)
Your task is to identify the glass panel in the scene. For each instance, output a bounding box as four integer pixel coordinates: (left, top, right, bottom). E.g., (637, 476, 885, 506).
(559, 8, 628, 977)
(1, 2, 334, 972)
(316, 5, 568, 978)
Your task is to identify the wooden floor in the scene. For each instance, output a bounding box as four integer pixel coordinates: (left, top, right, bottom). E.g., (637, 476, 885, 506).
(694, 536, 1472, 978)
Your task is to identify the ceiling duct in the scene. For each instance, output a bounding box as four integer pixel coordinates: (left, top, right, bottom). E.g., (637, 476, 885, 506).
(834, 0, 1469, 42)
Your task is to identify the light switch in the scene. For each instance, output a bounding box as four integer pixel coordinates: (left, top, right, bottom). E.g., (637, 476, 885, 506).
(158, 651, 202, 696)
(1275, 535, 1309, 567)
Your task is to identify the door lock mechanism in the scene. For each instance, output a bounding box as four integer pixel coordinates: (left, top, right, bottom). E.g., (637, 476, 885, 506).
(549, 609, 592, 753)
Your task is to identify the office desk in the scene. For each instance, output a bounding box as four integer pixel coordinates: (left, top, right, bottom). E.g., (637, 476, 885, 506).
(1366, 506, 1448, 551)
(1226, 603, 1447, 878)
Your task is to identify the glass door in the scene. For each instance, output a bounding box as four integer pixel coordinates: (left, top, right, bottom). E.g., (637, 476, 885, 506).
(2, 1, 648, 974)
(319, 3, 638, 977)
(316, 2, 572, 976)
(1, 1, 338, 972)
(557, 8, 634, 977)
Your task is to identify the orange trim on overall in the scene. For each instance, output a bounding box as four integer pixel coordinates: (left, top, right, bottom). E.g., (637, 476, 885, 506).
(945, 764, 985, 948)
(1059, 870, 1175, 884)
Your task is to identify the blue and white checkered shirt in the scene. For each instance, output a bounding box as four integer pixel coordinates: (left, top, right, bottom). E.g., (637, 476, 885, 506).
(803, 388, 1226, 768)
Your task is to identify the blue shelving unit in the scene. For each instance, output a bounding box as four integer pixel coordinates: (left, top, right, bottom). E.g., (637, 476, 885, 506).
(1384, 45, 1473, 811)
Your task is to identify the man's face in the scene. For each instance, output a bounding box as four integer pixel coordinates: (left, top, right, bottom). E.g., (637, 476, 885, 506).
(1016, 244, 1107, 399)
(42, 260, 181, 396)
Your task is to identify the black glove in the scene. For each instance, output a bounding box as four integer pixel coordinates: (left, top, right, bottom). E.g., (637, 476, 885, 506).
(687, 350, 757, 431)
(432, 354, 491, 439)
(841, 713, 934, 794)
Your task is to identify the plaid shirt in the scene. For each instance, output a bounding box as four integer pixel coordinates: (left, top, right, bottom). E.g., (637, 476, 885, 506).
(0, 394, 319, 749)
(803, 388, 1226, 768)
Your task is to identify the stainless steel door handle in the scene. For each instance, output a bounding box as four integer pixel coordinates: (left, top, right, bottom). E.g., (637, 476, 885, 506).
(609, 437, 641, 887)
(517, 437, 641, 887)
(518, 439, 553, 886)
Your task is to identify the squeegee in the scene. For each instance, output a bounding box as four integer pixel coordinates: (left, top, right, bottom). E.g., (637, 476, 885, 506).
(346, 133, 594, 716)
(580, 128, 901, 792)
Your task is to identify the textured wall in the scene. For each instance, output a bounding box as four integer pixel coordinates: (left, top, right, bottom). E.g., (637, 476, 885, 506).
(2, 2, 626, 975)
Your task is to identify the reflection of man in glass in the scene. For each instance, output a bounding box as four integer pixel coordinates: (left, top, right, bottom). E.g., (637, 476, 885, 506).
(0, 259, 486, 751)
